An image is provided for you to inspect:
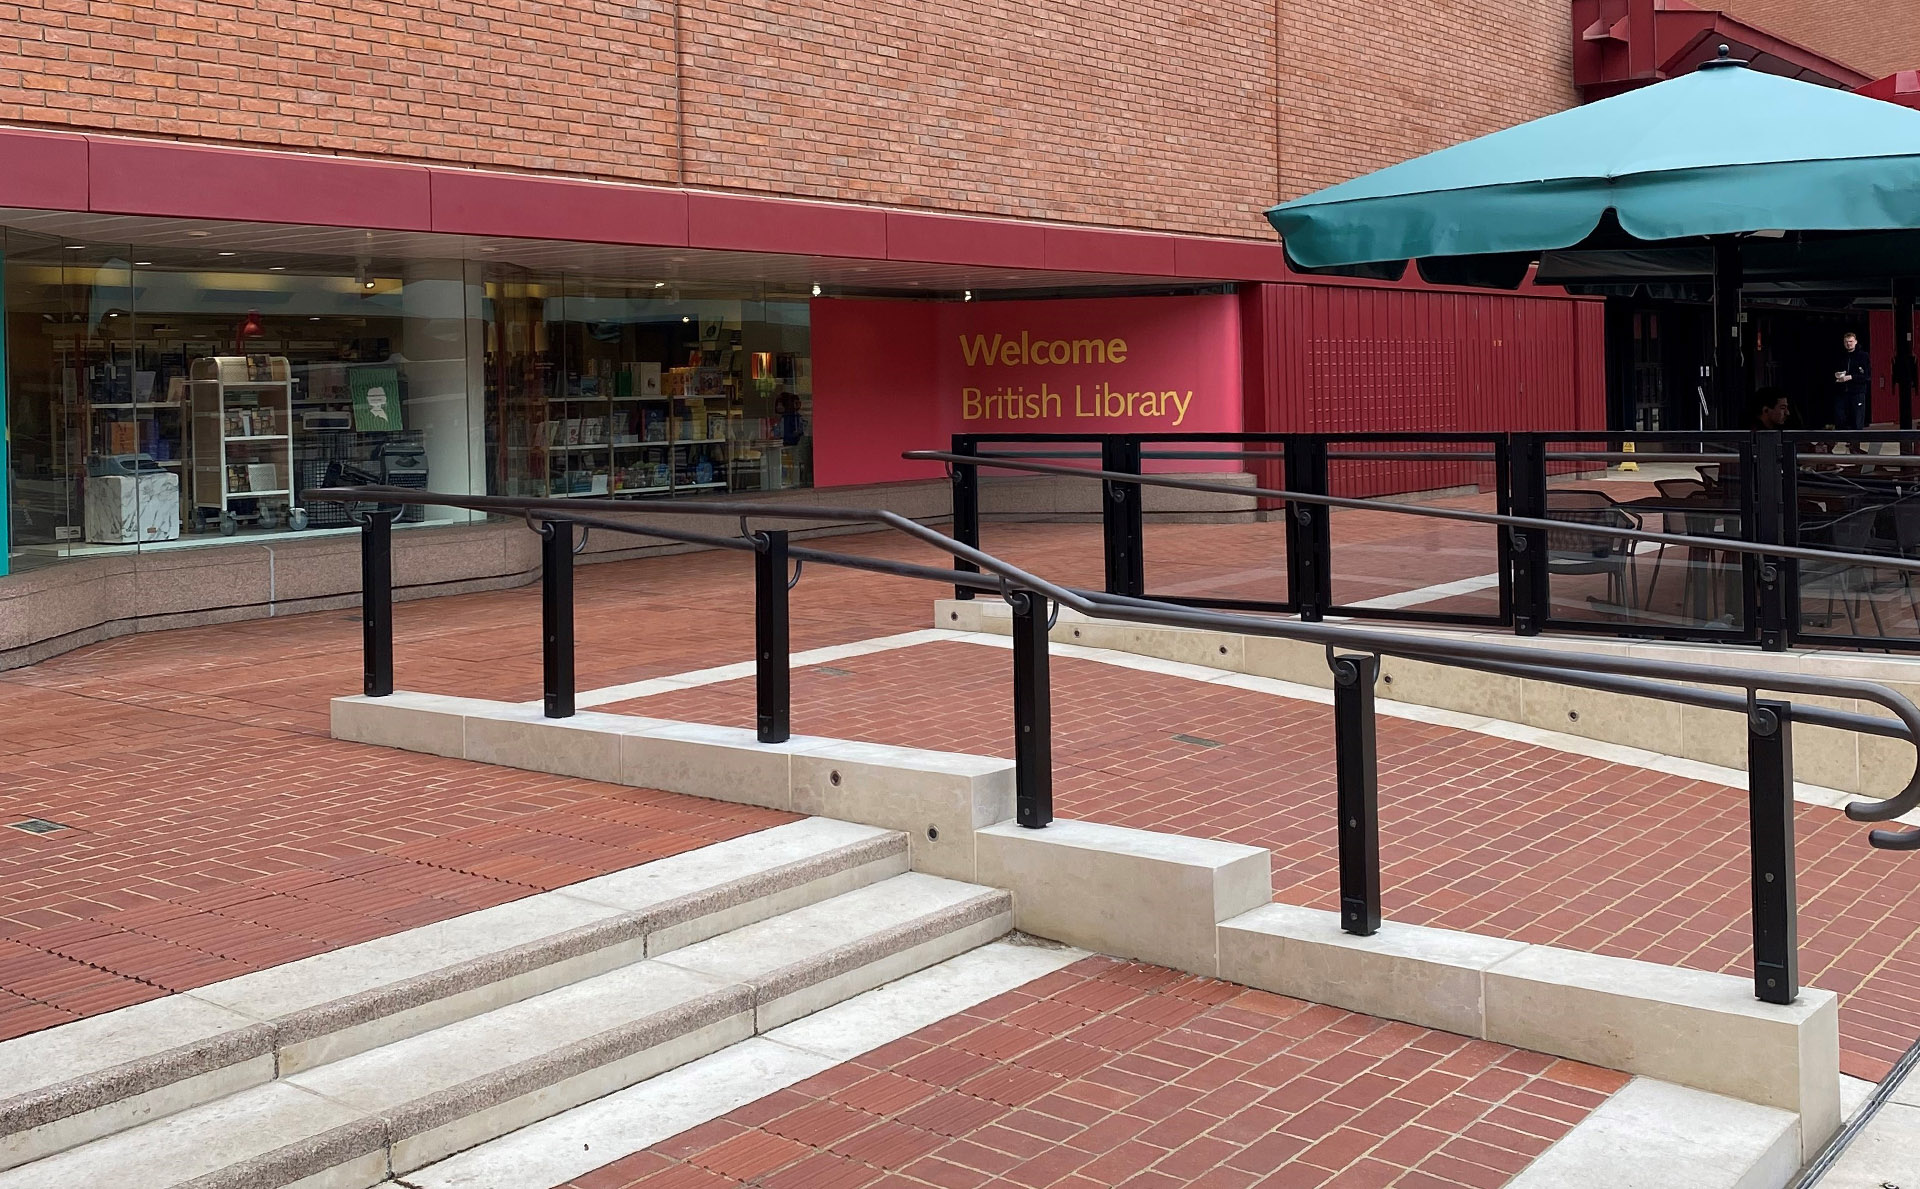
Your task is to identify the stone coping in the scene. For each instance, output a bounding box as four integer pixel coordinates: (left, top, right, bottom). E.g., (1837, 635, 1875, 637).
(329, 687, 1845, 1160)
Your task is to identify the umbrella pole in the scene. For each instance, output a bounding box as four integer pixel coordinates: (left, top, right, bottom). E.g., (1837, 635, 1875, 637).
(1711, 237, 1747, 432)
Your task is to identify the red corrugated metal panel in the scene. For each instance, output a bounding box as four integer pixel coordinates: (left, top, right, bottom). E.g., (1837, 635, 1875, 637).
(1242, 282, 1607, 496)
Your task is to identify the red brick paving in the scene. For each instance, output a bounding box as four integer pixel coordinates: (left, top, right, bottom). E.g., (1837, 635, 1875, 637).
(556, 955, 1629, 1189)
(622, 639, 1920, 1082)
(0, 508, 1914, 1077)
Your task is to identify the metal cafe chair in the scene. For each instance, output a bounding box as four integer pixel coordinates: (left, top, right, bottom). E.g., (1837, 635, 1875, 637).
(1544, 489, 1642, 615)
(1800, 507, 1888, 637)
(1643, 477, 1728, 619)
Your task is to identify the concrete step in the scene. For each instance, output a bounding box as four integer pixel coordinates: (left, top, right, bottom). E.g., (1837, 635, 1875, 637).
(0, 817, 909, 1171)
(0, 870, 1012, 1189)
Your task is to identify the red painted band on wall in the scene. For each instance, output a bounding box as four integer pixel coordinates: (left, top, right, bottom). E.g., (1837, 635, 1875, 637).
(812, 294, 1243, 487)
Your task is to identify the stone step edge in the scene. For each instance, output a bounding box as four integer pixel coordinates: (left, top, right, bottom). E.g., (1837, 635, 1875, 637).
(33, 887, 1015, 1189)
(394, 889, 1012, 1157)
(0, 830, 910, 1148)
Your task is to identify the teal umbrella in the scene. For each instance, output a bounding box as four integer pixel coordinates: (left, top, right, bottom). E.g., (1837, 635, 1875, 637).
(1267, 52, 1920, 273)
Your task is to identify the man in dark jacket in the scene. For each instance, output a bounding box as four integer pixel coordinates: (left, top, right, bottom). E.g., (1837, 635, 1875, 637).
(1833, 331, 1872, 445)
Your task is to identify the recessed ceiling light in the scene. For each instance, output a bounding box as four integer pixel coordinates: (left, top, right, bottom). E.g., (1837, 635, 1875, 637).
(654, 281, 667, 289)
(310, 316, 321, 321)
(187, 231, 211, 238)
(64, 244, 86, 250)
(268, 266, 285, 271)
(964, 290, 973, 301)
(811, 283, 822, 297)
(217, 251, 236, 257)
(133, 260, 152, 266)
(682, 315, 691, 323)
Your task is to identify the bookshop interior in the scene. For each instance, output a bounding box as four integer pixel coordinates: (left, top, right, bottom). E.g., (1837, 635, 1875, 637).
(0, 220, 816, 569)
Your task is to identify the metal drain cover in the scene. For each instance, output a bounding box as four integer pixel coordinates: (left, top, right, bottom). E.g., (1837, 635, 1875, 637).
(1172, 734, 1224, 748)
(8, 818, 70, 834)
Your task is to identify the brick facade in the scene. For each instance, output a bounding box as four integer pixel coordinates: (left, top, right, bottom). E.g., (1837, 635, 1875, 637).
(1274, 0, 1578, 199)
(0, 0, 1579, 239)
(1720, 0, 1918, 79)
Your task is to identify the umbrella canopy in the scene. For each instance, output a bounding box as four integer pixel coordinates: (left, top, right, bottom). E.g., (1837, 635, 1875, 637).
(1267, 53, 1920, 274)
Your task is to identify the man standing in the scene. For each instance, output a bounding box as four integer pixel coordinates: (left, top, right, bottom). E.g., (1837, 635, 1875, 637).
(1833, 331, 1872, 447)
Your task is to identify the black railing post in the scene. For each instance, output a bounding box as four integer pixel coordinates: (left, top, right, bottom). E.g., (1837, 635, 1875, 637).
(951, 436, 981, 600)
(1102, 436, 1146, 597)
(1508, 433, 1550, 636)
(1331, 653, 1382, 937)
(1748, 699, 1798, 1004)
(1751, 433, 1788, 651)
(360, 509, 395, 697)
(540, 519, 576, 719)
(755, 529, 791, 744)
(1284, 436, 1332, 621)
(1011, 590, 1053, 829)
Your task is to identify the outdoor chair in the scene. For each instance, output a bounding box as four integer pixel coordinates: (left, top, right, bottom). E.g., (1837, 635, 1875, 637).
(1642, 477, 1727, 620)
(1544, 489, 1642, 614)
(1800, 507, 1889, 637)
(1878, 498, 1920, 630)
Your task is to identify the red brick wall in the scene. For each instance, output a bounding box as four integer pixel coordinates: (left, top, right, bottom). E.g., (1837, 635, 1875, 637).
(0, 0, 1578, 237)
(1275, 0, 1579, 199)
(1719, 0, 1916, 79)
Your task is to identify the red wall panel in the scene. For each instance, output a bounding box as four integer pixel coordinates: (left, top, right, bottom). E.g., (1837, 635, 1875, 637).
(1241, 282, 1606, 497)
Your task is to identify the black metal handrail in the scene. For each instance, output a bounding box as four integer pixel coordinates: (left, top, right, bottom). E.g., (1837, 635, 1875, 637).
(907, 449, 1920, 579)
(313, 483, 1920, 1007)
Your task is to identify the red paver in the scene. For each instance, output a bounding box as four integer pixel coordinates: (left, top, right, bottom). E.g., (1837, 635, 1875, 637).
(0, 508, 1912, 1063)
(622, 638, 1920, 1081)
(554, 956, 1629, 1189)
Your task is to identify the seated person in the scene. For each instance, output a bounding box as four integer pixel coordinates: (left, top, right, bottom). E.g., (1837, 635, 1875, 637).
(1752, 388, 1790, 431)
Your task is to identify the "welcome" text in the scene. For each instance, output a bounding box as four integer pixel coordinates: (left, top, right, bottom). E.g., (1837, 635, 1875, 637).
(959, 332, 1129, 368)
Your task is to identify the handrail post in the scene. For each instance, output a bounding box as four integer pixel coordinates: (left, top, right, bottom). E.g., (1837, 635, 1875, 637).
(1748, 699, 1798, 1004)
(1508, 433, 1549, 636)
(755, 529, 791, 744)
(1011, 590, 1053, 828)
(1332, 653, 1382, 936)
(1101, 436, 1145, 597)
(951, 436, 981, 600)
(1284, 436, 1332, 621)
(1751, 432, 1787, 651)
(540, 519, 575, 719)
(360, 509, 395, 697)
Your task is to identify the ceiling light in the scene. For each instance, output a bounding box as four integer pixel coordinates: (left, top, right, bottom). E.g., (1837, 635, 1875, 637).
(964, 290, 973, 301)
(64, 244, 86, 250)
(363, 280, 377, 290)
(682, 315, 691, 323)
(268, 266, 285, 271)
(187, 231, 211, 238)
(811, 283, 822, 297)
(217, 251, 236, 257)
(310, 316, 321, 321)
(654, 281, 667, 289)
(133, 260, 152, 266)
